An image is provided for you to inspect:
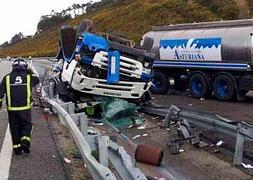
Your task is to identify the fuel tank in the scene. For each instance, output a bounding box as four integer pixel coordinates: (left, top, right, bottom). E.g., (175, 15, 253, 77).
(142, 19, 253, 64)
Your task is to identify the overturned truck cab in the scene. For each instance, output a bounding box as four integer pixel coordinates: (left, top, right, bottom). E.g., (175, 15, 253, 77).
(55, 20, 154, 102)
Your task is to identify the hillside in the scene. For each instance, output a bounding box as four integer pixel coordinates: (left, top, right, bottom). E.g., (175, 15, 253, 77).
(0, 0, 251, 57)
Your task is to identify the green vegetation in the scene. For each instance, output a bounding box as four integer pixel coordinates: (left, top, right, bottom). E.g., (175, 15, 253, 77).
(0, 0, 247, 57)
(37, 14, 71, 33)
(196, 0, 239, 19)
(246, 0, 253, 16)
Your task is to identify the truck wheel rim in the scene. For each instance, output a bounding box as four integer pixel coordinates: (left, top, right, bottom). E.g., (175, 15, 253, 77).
(192, 79, 202, 95)
(216, 81, 228, 98)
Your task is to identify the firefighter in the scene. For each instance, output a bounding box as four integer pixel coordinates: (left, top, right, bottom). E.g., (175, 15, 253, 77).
(0, 58, 39, 155)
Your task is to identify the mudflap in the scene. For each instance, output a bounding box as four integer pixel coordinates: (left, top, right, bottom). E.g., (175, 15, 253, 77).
(107, 51, 120, 84)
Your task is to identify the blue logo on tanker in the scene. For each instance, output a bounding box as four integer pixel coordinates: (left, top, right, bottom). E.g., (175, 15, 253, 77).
(159, 38, 222, 61)
(160, 38, 221, 49)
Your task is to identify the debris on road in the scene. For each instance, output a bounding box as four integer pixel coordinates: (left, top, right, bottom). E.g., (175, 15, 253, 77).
(135, 144, 164, 166)
(43, 108, 53, 114)
(214, 149, 220, 153)
(87, 129, 98, 135)
(216, 140, 224, 147)
(100, 98, 144, 129)
(242, 163, 253, 169)
(179, 149, 185, 153)
(197, 141, 209, 148)
(91, 121, 104, 126)
(154, 177, 166, 180)
(137, 125, 146, 130)
(132, 135, 141, 139)
(64, 158, 71, 164)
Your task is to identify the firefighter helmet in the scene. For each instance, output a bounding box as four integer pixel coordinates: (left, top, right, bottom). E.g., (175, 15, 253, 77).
(12, 58, 28, 70)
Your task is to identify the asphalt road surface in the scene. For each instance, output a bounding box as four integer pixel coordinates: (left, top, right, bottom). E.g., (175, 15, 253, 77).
(0, 61, 12, 151)
(0, 60, 67, 180)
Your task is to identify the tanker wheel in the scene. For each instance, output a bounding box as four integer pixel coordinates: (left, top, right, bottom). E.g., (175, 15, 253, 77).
(150, 72, 168, 94)
(213, 74, 235, 101)
(189, 73, 209, 99)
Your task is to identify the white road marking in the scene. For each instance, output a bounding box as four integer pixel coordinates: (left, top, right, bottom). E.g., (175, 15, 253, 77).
(0, 124, 13, 180)
(0, 62, 14, 179)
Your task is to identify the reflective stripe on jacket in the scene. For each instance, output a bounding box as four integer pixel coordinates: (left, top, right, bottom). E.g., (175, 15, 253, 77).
(6, 74, 31, 111)
(0, 69, 39, 111)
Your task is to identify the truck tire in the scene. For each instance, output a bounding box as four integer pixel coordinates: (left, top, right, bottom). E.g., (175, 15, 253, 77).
(189, 73, 209, 99)
(60, 25, 76, 60)
(150, 72, 168, 94)
(213, 74, 235, 101)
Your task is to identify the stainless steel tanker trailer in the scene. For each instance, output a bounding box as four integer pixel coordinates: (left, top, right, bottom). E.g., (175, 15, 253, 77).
(141, 19, 253, 101)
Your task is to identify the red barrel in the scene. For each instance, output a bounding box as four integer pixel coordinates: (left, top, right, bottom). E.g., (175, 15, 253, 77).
(135, 144, 164, 166)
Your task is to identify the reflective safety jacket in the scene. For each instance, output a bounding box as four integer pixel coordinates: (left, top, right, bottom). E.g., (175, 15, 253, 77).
(0, 69, 39, 111)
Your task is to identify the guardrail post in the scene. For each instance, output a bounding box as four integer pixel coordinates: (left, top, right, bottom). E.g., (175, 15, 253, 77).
(170, 123, 180, 154)
(98, 136, 109, 167)
(191, 129, 200, 145)
(233, 123, 245, 166)
(60, 102, 75, 114)
(70, 113, 88, 136)
(43, 85, 49, 96)
(69, 113, 81, 125)
(178, 119, 191, 142)
(49, 82, 54, 99)
(80, 114, 88, 136)
(162, 105, 180, 128)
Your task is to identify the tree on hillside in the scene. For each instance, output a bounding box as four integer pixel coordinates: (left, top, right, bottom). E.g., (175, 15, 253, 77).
(72, 3, 77, 17)
(37, 13, 71, 33)
(0, 41, 9, 48)
(81, 3, 88, 13)
(10, 32, 24, 44)
(86, 0, 123, 13)
(61, 9, 67, 16)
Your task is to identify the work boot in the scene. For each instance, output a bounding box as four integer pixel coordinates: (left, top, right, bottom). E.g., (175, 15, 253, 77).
(21, 144, 30, 154)
(21, 138, 31, 154)
(13, 147, 22, 155)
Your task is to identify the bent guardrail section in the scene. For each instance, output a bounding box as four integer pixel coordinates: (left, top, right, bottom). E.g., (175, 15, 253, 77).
(41, 84, 148, 179)
(41, 87, 117, 180)
(142, 105, 253, 166)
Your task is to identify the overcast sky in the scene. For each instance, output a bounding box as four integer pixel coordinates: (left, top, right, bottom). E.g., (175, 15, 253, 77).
(0, 0, 100, 44)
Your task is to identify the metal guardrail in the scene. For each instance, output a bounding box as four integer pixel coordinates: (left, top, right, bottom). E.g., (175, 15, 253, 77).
(41, 83, 147, 179)
(41, 87, 117, 180)
(142, 105, 253, 166)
